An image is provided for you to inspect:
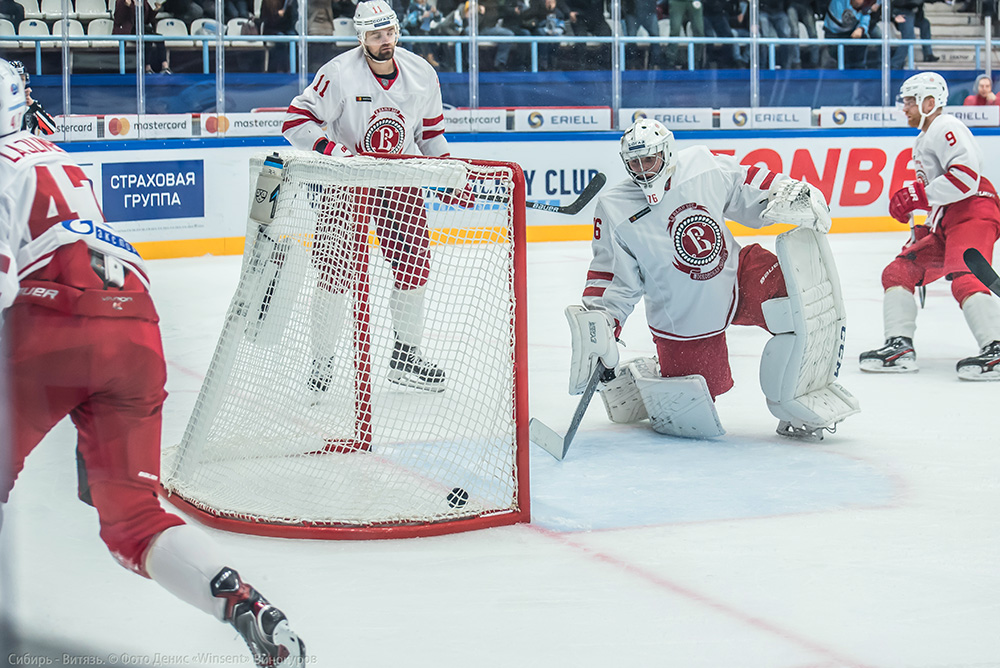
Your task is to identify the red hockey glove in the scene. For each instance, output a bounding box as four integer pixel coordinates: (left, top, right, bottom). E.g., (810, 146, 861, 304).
(314, 138, 352, 157)
(438, 184, 477, 209)
(889, 180, 929, 223)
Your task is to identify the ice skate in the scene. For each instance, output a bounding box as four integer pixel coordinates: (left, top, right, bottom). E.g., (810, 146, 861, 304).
(388, 340, 446, 392)
(859, 336, 917, 373)
(308, 357, 335, 393)
(776, 420, 825, 441)
(956, 341, 1000, 381)
(211, 568, 306, 668)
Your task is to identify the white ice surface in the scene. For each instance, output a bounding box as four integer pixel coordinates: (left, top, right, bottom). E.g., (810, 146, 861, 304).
(3, 232, 999, 668)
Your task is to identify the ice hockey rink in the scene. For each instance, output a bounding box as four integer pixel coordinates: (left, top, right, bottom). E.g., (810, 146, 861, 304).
(2, 230, 999, 668)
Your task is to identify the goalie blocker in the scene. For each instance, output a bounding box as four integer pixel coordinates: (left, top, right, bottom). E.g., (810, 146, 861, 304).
(569, 227, 859, 440)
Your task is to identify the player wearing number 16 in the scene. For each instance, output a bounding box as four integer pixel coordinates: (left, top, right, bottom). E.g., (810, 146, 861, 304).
(568, 119, 858, 441)
(860, 72, 1000, 380)
(282, 0, 457, 393)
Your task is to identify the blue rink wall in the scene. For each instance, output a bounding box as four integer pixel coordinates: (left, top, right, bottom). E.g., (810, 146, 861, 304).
(60, 128, 1000, 259)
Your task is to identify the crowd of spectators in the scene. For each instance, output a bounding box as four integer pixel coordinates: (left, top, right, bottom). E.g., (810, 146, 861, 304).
(0, 0, 981, 73)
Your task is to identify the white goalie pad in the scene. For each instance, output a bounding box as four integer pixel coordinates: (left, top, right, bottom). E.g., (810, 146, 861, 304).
(760, 227, 861, 431)
(600, 357, 658, 423)
(634, 374, 725, 439)
(566, 305, 620, 395)
(762, 180, 832, 233)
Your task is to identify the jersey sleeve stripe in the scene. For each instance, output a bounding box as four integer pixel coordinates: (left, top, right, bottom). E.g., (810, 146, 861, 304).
(944, 172, 972, 194)
(583, 286, 606, 297)
(285, 105, 324, 125)
(587, 270, 614, 282)
(951, 164, 979, 180)
(744, 165, 760, 185)
(759, 171, 777, 190)
(281, 117, 313, 133)
(423, 114, 444, 126)
(0, 255, 9, 273)
(422, 128, 445, 140)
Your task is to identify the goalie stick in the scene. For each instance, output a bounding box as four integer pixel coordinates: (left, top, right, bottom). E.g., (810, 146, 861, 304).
(964, 248, 1000, 298)
(529, 360, 606, 461)
(434, 172, 607, 215)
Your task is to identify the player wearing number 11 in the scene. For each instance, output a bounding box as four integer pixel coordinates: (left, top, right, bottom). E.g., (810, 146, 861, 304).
(282, 0, 457, 393)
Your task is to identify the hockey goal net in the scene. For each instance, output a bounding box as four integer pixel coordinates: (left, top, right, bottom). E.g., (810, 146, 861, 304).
(161, 151, 529, 538)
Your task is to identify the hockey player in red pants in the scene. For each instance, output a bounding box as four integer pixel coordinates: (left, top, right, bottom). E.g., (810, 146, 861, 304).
(0, 59, 305, 667)
(860, 72, 1000, 380)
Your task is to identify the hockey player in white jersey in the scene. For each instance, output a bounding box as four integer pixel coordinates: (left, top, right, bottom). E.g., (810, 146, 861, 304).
(0, 59, 305, 667)
(568, 119, 858, 439)
(860, 72, 1000, 380)
(283, 0, 461, 393)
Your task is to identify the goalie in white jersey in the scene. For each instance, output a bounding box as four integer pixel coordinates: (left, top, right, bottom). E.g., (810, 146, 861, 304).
(0, 59, 305, 667)
(859, 72, 1000, 380)
(568, 119, 858, 440)
(282, 0, 462, 393)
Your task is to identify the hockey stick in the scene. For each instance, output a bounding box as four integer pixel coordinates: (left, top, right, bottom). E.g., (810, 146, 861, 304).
(432, 172, 607, 216)
(908, 215, 927, 308)
(964, 247, 1000, 297)
(529, 360, 606, 461)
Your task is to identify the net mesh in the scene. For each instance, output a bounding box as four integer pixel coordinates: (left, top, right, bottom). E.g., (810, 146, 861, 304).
(161, 152, 526, 534)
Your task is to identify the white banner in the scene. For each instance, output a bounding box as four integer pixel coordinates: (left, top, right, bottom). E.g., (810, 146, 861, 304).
(720, 107, 812, 129)
(101, 114, 193, 140)
(513, 108, 611, 132)
(53, 115, 99, 142)
(946, 105, 1000, 127)
(200, 112, 286, 137)
(619, 108, 714, 130)
(820, 106, 908, 128)
(443, 108, 508, 133)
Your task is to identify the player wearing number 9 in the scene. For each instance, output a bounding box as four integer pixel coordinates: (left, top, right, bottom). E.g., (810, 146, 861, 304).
(0, 59, 305, 667)
(860, 72, 1000, 380)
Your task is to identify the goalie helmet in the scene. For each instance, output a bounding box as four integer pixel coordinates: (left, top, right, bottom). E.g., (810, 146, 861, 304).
(896, 72, 948, 120)
(354, 0, 399, 61)
(620, 119, 676, 206)
(1, 58, 27, 138)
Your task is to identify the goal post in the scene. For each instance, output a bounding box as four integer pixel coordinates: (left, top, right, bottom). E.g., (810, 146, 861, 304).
(161, 151, 530, 539)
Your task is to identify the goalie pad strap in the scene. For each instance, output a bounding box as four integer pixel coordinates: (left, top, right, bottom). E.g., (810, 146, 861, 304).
(566, 305, 620, 395)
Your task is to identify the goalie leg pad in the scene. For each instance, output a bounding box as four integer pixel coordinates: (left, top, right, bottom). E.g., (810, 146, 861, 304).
(634, 374, 725, 439)
(760, 227, 860, 431)
(600, 357, 658, 423)
(566, 305, 620, 395)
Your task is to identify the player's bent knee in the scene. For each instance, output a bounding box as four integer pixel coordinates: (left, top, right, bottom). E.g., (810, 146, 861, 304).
(952, 272, 987, 304)
(91, 482, 184, 577)
(881, 259, 920, 292)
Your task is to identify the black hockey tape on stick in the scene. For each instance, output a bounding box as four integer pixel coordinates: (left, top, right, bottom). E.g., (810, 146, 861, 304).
(964, 247, 1000, 298)
(433, 172, 607, 216)
(529, 360, 606, 461)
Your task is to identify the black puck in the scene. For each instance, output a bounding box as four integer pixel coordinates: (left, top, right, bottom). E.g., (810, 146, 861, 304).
(447, 487, 469, 508)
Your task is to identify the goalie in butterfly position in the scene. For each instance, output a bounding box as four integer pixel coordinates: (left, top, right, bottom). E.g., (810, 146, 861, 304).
(568, 118, 859, 440)
(859, 72, 1000, 380)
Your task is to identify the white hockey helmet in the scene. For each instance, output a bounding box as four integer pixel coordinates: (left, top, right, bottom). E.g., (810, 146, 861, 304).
(354, 0, 399, 55)
(896, 72, 949, 119)
(1, 59, 28, 138)
(620, 118, 676, 206)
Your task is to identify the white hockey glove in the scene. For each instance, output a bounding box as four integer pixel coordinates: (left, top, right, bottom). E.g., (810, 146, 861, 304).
(762, 180, 832, 234)
(566, 305, 620, 395)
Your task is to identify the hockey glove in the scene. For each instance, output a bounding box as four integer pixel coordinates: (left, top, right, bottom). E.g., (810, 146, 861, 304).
(889, 181, 929, 223)
(314, 138, 353, 157)
(762, 180, 832, 233)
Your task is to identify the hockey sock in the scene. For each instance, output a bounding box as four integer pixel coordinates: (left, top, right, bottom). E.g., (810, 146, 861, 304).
(145, 524, 231, 620)
(961, 291, 1000, 349)
(884, 286, 918, 341)
(390, 285, 426, 347)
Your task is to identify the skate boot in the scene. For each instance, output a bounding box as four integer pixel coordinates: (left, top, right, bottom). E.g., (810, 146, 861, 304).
(956, 341, 1000, 381)
(211, 568, 306, 668)
(388, 340, 446, 392)
(776, 420, 826, 441)
(859, 336, 917, 373)
(308, 357, 335, 393)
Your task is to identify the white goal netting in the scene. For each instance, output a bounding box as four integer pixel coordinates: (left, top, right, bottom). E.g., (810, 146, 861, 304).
(161, 152, 529, 538)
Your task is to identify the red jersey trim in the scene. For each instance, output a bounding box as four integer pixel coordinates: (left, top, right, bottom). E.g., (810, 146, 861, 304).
(583, 286, 606, 297)
(587, 270, 614, 282)
(422, 128, 445, 140)
(423, 114, 444, 127)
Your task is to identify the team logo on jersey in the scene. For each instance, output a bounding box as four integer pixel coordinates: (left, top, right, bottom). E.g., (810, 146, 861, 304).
(363, 107, 406, 153)
(667, 203, 728, 281)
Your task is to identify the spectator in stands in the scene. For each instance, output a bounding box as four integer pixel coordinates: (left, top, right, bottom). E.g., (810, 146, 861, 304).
(623, 0, 664, 68)
(965, 73, 1000, 105)
(759, 0, 793, 68)
(787, 0, 821, 68)
(729, 0, 751, 64)
(261, 0, 298, 71)
(113, 0, 172, 73)
(402, 0, 444, 67)
(823, 0, 872, 68)
(0, 0, 24, 28)
(495, 0, 533, 69)
(477, 0, 521, 70)
(224, 0, 250, 22)
(523, 0, 574, 69)
(157, 0, 204, 24)
(888, 0, 938, 68)
(666, 0, 705, 69)
(567, 0, 610, 68)
(703, 0, 743, 68)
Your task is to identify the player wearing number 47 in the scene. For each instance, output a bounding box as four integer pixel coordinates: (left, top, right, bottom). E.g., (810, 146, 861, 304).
(0, 59, 305, 668)
(859, 72, 1000, 380)
(282, 0, 466, 394)
(568, 118, 859, 440)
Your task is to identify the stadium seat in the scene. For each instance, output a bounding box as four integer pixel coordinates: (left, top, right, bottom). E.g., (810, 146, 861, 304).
(0, 18, 20, 48)
(332, 17, 354, 37)
(75, 0, 110, 21)
(40, 0, 78, 20)
(190, 17, 221, 39)
(18, 18, 53, 49)
(51, 17, 86, 46)
(14, 0, 44, 21)
(86, 15, 115, 47)
(225, 17, 263, 47)
(156, 17, 194, 47)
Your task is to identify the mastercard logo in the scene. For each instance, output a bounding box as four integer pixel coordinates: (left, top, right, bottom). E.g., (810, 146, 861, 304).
(732, 111, 748, 127)
(832, 109, 847, 125)
(204, 115, 230, 134)
(107, 117, 131, 136)
(527, 111, 544, 129)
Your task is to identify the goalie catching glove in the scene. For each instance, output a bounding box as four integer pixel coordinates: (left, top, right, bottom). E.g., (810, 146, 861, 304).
(566, 305, 619, 395)
(762, 180, 832, 233)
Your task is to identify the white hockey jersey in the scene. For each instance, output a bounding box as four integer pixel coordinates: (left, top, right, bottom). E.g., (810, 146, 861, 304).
(0, 131, 149, 311)
(282, 45, 450, 157)
(913, 113, 995, 230)
(583, 145, 791, 341)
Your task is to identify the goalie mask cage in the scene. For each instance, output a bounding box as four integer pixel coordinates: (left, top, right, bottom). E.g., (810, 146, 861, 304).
(161, 152, 529, 539)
